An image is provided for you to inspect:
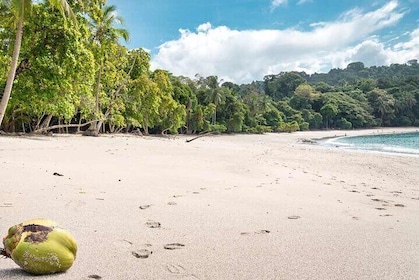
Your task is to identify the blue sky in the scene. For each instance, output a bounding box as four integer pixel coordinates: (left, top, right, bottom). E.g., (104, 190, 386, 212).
(107, 0, 419, 83)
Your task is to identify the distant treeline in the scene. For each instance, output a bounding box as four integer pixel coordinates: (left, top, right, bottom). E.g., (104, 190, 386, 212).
(1, 2, 418, 134)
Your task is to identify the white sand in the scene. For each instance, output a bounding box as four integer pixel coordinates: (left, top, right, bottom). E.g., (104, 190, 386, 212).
(0, 128, 418, 279)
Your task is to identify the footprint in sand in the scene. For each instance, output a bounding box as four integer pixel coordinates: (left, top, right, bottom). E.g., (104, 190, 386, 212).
(255, 230, 271, 234)
(146, 221, 161, 228)
(0, 203, 13, 208)
(165, 263, 187, 274)
(288, 215, 301, 220)
(391, 191, 403, 194)
(122, 239, 133, 245)
(164, 243, 185, 250)
(241, 230, 271, 235)
(132, 249, 152, 259)
(113, 239, 134, 250)
(372, 199, 406, 208)
(164, 264, 200, 279)
(372, 198, 388, 203)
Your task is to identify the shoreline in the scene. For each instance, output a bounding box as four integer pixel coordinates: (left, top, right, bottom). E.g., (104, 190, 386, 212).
(303, 127, 419, 140)
(306, 127, 419, 157)
(1, 126, 418, 138)
(1, 128, 418, 279)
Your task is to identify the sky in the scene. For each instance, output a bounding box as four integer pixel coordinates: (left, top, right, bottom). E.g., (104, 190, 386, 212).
(107, 0, 419, 84)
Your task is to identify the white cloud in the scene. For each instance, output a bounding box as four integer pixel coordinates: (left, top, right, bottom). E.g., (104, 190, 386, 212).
(197, 22, 212, 33)
(394, 28, 419, 50)
(297, 0, 312, 5)
(271, 0, 288, 9)
(271, 0, 311, 10)
(152, 1, 416, 84)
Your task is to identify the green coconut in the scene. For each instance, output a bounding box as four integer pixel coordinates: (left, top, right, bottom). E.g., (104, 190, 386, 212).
(1, 219, 77, 275)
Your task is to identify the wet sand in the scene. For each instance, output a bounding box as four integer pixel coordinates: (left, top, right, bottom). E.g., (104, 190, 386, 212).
(0, 128, 418, 279)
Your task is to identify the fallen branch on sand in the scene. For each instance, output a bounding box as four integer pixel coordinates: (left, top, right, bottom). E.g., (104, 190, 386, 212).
(33, 121, 97, 134)
(185, 132, 213, 143)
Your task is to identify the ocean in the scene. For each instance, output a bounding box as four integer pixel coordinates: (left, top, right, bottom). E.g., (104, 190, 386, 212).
(324, 131, 419, 155)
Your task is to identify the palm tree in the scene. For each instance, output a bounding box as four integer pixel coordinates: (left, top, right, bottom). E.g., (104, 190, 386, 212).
(367, 88, 395, 125)
(202, 76, 227, 125)
(85, 4, 129, 135)
(0, 0, 78, 128)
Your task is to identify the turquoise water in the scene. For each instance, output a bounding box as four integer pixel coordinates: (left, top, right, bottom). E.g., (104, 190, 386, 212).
(326, 131, 419, 155)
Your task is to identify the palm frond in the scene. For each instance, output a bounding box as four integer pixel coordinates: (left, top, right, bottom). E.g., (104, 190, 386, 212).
(48, 0, 77, 24)
(7, 0, 32, 26)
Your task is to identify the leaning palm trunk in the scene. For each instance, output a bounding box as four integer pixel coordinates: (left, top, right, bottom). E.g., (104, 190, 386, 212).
(84, 57, 136, 136)
(84, 59, 104, 135)
(0, 19, 23, 127)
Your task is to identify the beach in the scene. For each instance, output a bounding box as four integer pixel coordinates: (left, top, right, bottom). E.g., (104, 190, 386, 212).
(0, 128, 418, 279)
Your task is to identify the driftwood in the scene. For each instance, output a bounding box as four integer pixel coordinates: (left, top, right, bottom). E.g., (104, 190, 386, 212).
(33, 120, 97, 134)
(185, 132, 213, 143)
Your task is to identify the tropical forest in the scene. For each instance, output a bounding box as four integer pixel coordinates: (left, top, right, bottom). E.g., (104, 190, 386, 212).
(1, 1, 418, 135)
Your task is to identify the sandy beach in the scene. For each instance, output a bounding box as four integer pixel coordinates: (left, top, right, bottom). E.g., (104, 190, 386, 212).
(0, 128, 418, 279)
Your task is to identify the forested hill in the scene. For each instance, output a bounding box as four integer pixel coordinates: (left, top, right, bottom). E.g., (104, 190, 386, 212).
(260, 60, 419, 131)
(304, 60, 419, 86)
(0, 2, 418, 134)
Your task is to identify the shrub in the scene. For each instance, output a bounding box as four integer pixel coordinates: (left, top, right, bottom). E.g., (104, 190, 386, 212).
(280, 121, 299, 132)
(210, 124, 227, 133)
(336, 118, 353, 129)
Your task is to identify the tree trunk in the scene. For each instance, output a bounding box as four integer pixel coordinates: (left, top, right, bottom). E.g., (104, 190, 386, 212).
(65, 119, 69, 134)
(0, 18, 24, 127)
(40, 114, 53, 129)
(58, 118, 62, 133)
(186, 97, 192, 134)
(143, 115, 149, 135)
(77, 116, 82, 133)
(85, 56, 136, 136)
(84, 58, 104, 135)
(34, 120, 96, 134)
(95, 59, 104, 121)
(211, 109, 217, 125)
(35, 113, 46, 130)
(97, 120, 104, 134)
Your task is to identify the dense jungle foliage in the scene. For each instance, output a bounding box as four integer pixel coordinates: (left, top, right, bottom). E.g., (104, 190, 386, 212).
(1, 1, 418, 135)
